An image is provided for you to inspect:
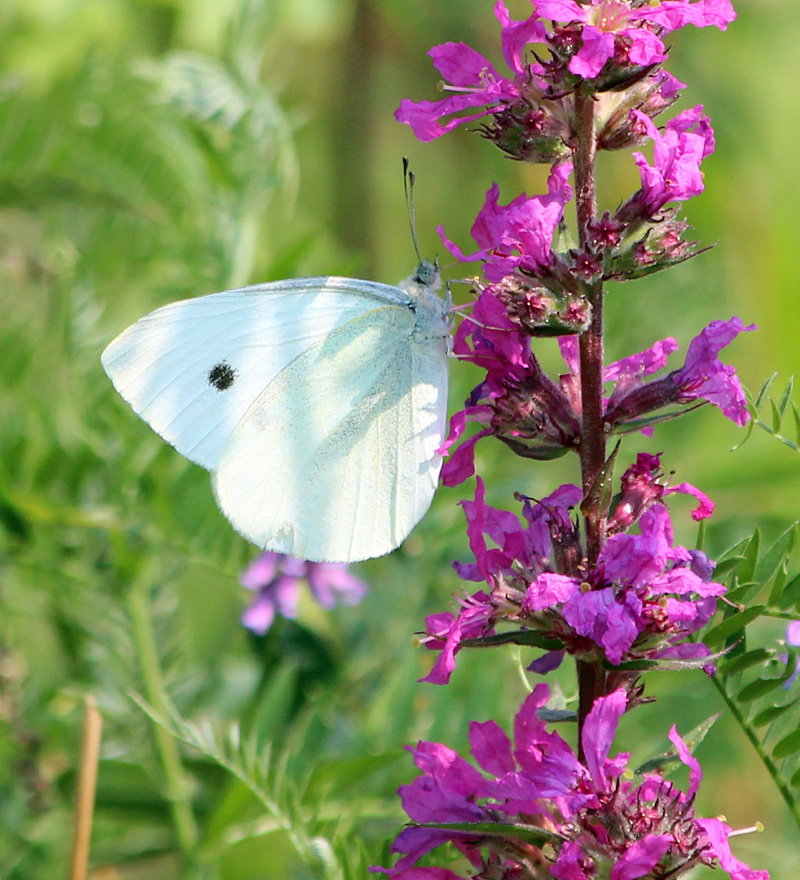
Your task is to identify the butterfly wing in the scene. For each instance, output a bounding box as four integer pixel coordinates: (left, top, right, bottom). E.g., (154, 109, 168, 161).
(101, 278, 410, 470)
(212, 303, 449, 562)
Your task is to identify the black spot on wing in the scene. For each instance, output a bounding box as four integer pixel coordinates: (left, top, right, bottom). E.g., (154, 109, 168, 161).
(208, 361, 237, 391)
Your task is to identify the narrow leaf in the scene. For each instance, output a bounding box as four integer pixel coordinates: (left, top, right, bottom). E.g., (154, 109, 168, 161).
(461, 630, 563, 650)
(609, 404, 705, 435)
(738, 530, 761, 585)
(725, 582, 762, 606)
(718, 648, 772, 677)
(752, 701, 798, 728)
(773, 729, 800, 760)
(498, 435, 570, 460)
(704, 606, 765, 648)
(737, 675, 789, 703)
(695, 518, 706, 553)
(731, 416, 754, 451)
(757, 523, 798, 586)
(754, 373, 778, 409)
(778, 570, 800, 611)
(768, 562, 789, 609)
(581, 441, 620, 519)
(412, 821, 562, 847)
(636, 714, 720, 776)
(737, 654, 796, 703)
(778, 376, 794, 417)
(770, 399, 782, 433)
(713, 556, 746, 578)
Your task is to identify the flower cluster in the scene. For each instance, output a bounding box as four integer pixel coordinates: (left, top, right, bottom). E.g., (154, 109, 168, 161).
(377, 686, 766, 880)
(240, 552, 367, 634)
(421, 455, 722, 687)
(381, 0, 770, 877)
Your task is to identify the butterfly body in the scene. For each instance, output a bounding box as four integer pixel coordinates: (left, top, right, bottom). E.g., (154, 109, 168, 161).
(102, 270, 450, 562)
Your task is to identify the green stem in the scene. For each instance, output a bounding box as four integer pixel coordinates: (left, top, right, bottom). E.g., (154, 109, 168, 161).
(711, 674, 800, 830)
(128, 583, 200, 857)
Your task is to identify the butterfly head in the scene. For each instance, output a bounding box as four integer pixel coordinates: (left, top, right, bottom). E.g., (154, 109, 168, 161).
(411, 258, 441, 291)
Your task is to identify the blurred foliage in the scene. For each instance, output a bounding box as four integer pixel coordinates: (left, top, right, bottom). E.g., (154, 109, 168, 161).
(1, 0, 799, 878)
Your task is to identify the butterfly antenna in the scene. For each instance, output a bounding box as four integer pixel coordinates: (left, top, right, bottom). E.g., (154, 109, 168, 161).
(403, 157, 424, 265)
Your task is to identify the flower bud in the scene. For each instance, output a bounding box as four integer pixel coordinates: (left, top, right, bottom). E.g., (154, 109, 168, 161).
(480, 101, 574, 163)
(492, 274, 592, 336)
(598, 70, 684, 151)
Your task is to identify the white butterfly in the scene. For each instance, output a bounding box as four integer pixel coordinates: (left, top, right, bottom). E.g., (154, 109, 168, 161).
(101, 262, 451, 563)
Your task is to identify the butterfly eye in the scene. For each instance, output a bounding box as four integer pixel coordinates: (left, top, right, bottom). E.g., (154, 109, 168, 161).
(208, 362, 237, 391)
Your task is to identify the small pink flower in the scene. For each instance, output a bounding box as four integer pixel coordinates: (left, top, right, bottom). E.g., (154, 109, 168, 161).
(240, 552, 367, 634)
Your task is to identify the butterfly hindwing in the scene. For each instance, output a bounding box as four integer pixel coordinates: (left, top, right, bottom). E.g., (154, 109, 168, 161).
(212, 305, 449, 562)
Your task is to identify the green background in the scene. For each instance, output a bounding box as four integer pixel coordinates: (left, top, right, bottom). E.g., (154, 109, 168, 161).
(0, 0, 798, 877)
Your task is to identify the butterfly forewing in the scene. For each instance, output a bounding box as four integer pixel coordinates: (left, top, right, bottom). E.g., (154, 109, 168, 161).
(101, 279, 413, 470)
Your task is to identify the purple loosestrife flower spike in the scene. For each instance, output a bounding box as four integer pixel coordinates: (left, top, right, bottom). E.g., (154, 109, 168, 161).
(240, 552, 367, 635)
(376, 687, 768, 880)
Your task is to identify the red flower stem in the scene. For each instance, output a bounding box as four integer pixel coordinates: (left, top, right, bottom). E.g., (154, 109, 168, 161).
(574, 87, 609, 750)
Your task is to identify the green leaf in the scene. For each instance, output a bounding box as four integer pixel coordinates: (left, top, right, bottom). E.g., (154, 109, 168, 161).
(731, 416, 755, 450)
(773, 729, 800, 760)
(603, 658, 660, 672)
(412, 821, 562, 847)
(754, 373, 778, 409)
(778, 570, 800, 611)
(461, 630, 564, 650)
(793, 401, 800, 446)
(736, 655, 796, 703)
(713, 556, 746, 578)
(718, 648, 772, 677)
(581, 441, 620, 519)
(757, 523, 798, 586)
(738, 530, 761, 585)
(752, 701, 799, 728)
(725, 582, 762, 606)
(609, 403, 705, 435)
(704, 606, 765, 648)
(737, 675, 790, 703)
(779, 377, 795, 416)
(497, 435, 570, 460)
(771, 399, 782, 432)
(635, 714, 720, 776)
(768, 562, 789, 608)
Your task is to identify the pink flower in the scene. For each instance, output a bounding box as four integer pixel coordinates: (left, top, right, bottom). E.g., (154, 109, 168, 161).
(671, 317, 755, 424)
(574, 316, 757, 429)
(423, 477, 723, 680)
(632, 106, 716, 213)
(537, 0, 736, 80)
(395, 2, 546, 142)
(376, 687, 768, 880)
(439, 162, 574, 277)
(240, 552, 367, 634)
